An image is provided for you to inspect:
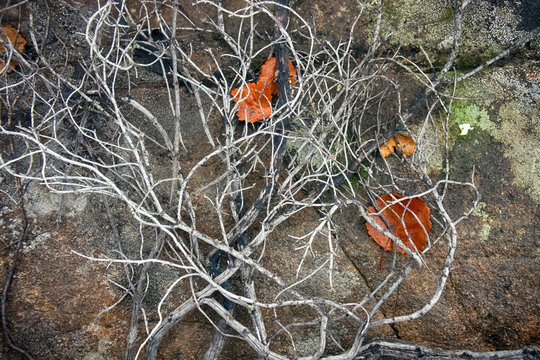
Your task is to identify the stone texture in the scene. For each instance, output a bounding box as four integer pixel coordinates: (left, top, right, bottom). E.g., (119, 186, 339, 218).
(0, 0, 538, 358)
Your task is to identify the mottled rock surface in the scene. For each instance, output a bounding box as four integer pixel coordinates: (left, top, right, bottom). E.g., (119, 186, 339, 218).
(0, 0, 538, 359)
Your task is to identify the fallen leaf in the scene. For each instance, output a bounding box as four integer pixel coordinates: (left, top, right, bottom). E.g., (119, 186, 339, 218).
(379, 136, 397, 158)
(380, 133, 416, 158)
(258, 56, 277, 87)
(231, 56, 296, 123)
(231, 82, 273, 123)
(288, 60, 297, 86)
(258, 57, 297, 93)
(0, 25, 26, 73)
(395, 133, 416, 157)
(366, 194, 431, 254)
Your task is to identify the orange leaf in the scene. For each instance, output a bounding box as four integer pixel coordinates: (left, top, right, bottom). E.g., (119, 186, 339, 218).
(231, 82, 273, 123)
(288, 60, 297, 86)
(380, 134, 415, 158)
(380, 136, 397, 158)
(395, 133, 415, 157)
(258, 57, 277, 84)
(230, 57, 296, 123)
(258, 57, 297, 94)
(0, 25, 26, 73)
(260, 57, 279, 96)
(366, 194, 431, 254)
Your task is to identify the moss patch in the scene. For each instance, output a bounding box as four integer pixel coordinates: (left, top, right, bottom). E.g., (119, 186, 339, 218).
(449, 65, 540, 203)
(450, 102, 494, 135)
(496, 103, 540, 203)
(377, 0, 525, 68)
(471, 202, 493, 243)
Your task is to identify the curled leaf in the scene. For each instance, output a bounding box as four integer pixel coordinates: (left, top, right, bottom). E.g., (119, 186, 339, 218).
(230, 56, 296, 123)
(379, 136, 397, 158)
(395, 133, 415, 157)
(366, 194, 431, 254)
(0, 25, 26, 73)
(258, 57, 276, 80)
(258, 57, 297, 92)
(230, 82, 273, 123)
(380, 133, 416, 158)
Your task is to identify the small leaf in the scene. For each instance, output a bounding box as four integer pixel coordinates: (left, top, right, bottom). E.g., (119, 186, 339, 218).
(258, 57, 297, 93)
(230, 56, 296, 123)
(380, 137, 397, 158)
(258, 57, 279, 96)
(366, 194, 431, 254)
(395, 133, 415, 157)
(380, 134, 416, 158)
(0, 25, 26, 73)
(288, 60, 297, 86)
(231, 82, 273, 123)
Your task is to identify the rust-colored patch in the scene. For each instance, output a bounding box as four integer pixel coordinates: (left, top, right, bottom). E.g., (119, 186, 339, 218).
(0, 25, 26, 72)
(380, 133, 416, 158)
(366, 194, 431, 254)
(231, 57, 297, 123)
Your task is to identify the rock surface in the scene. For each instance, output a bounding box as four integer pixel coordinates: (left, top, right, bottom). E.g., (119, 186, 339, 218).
(0, 0, 538, 359)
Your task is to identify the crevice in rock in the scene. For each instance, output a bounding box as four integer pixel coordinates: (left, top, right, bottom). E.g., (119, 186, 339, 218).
(337, 238, 401, 340)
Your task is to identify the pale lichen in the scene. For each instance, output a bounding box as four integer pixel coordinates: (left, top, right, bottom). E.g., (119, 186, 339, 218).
(471, 202, 493, 243)
(451, 66, 540, 203)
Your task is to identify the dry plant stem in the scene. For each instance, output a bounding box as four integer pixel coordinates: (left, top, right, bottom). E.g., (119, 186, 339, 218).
(203, 2, 293, 357)
(144, 227, 313, 358)
(202, 317, 232, 360)
(55, 109, 89, 228)
(355, 339, 539, 360)
(79, 137, 141, 348)
(456, 26, 539, 83)
(0, 52, 33, 357)
(1, 0, 29, 12)
(126, 233, 164, 360)
(169, 0, 186, 202)
(101, 193, 136, 292)
(394, 0, 467, 124)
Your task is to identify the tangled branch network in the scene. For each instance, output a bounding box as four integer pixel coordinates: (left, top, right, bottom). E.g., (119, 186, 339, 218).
(7, 0, 529, 358)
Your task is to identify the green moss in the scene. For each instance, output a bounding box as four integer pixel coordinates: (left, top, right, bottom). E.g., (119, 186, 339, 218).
(449, 65, 540, 203)
(342, 173, 364, 192)
(496, 103, 540, 203)
(450, 102, 494, 135)
(357, 164, 369, 180)
(471, 202, 493, 242)
(439, 7, 454, 23)
(287, 138, 325, 169)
